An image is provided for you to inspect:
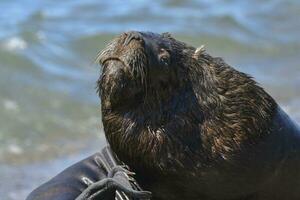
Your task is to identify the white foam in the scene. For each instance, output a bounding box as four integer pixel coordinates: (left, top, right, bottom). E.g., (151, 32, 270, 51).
(8, 144, 23, 155)
(3, 37, 27, 51)
(3, 99, 19, 112)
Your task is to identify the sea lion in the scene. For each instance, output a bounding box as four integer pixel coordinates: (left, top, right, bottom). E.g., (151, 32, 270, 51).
(98, 31, 300, 200)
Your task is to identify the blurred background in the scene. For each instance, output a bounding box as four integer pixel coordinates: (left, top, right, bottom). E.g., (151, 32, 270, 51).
(0, 0, 299, 199)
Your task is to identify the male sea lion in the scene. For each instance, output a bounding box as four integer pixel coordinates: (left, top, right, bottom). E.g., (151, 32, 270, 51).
(98, 31, 300, 200)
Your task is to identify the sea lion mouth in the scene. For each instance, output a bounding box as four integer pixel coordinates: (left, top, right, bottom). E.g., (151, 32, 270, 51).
(100, 57, 131, 72)
(101, 57, 123, 65)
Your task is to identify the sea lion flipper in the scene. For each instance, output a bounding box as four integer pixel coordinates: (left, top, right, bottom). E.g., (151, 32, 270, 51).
(108, 165, 136, 177)
(75, 147, 151, 200)
(76, 175, 151, 200)
(26, 146, 150, 200)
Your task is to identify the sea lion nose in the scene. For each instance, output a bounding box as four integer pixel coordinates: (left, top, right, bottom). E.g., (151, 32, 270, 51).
(124, 31, 144, 46)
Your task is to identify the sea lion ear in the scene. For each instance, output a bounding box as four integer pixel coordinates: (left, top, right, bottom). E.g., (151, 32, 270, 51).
(162, 32, 172, 38)
(192, 45, 205, 60)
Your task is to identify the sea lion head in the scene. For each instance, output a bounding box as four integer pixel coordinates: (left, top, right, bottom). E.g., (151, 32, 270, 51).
(98, 31, 192, 110)
(97, 31, 276, 174)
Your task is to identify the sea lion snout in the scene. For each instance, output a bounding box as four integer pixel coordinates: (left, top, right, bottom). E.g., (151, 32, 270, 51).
(122, 31, 173, 70)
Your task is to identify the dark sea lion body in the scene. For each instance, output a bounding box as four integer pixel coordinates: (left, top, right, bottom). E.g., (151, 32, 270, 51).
(26, 147, 149, 200)
(98, 31, 300, 199)
(27, 152, 107, 200)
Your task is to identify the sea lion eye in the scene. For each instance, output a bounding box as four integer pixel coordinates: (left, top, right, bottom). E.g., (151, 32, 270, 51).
(159, 48, 170, 66)
(162, 32, 172, 38)
(160, 56, 170, 66)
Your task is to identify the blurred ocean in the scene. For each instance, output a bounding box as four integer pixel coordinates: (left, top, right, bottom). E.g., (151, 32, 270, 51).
(0, 0, 299, 199)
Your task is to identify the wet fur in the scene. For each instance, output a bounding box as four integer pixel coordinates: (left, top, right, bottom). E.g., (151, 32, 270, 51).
(97, 32, 300, 199)
(98, 33, 276, 171)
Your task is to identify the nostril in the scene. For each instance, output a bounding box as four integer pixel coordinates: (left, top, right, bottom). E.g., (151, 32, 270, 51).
(124, 31, 144, 46)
